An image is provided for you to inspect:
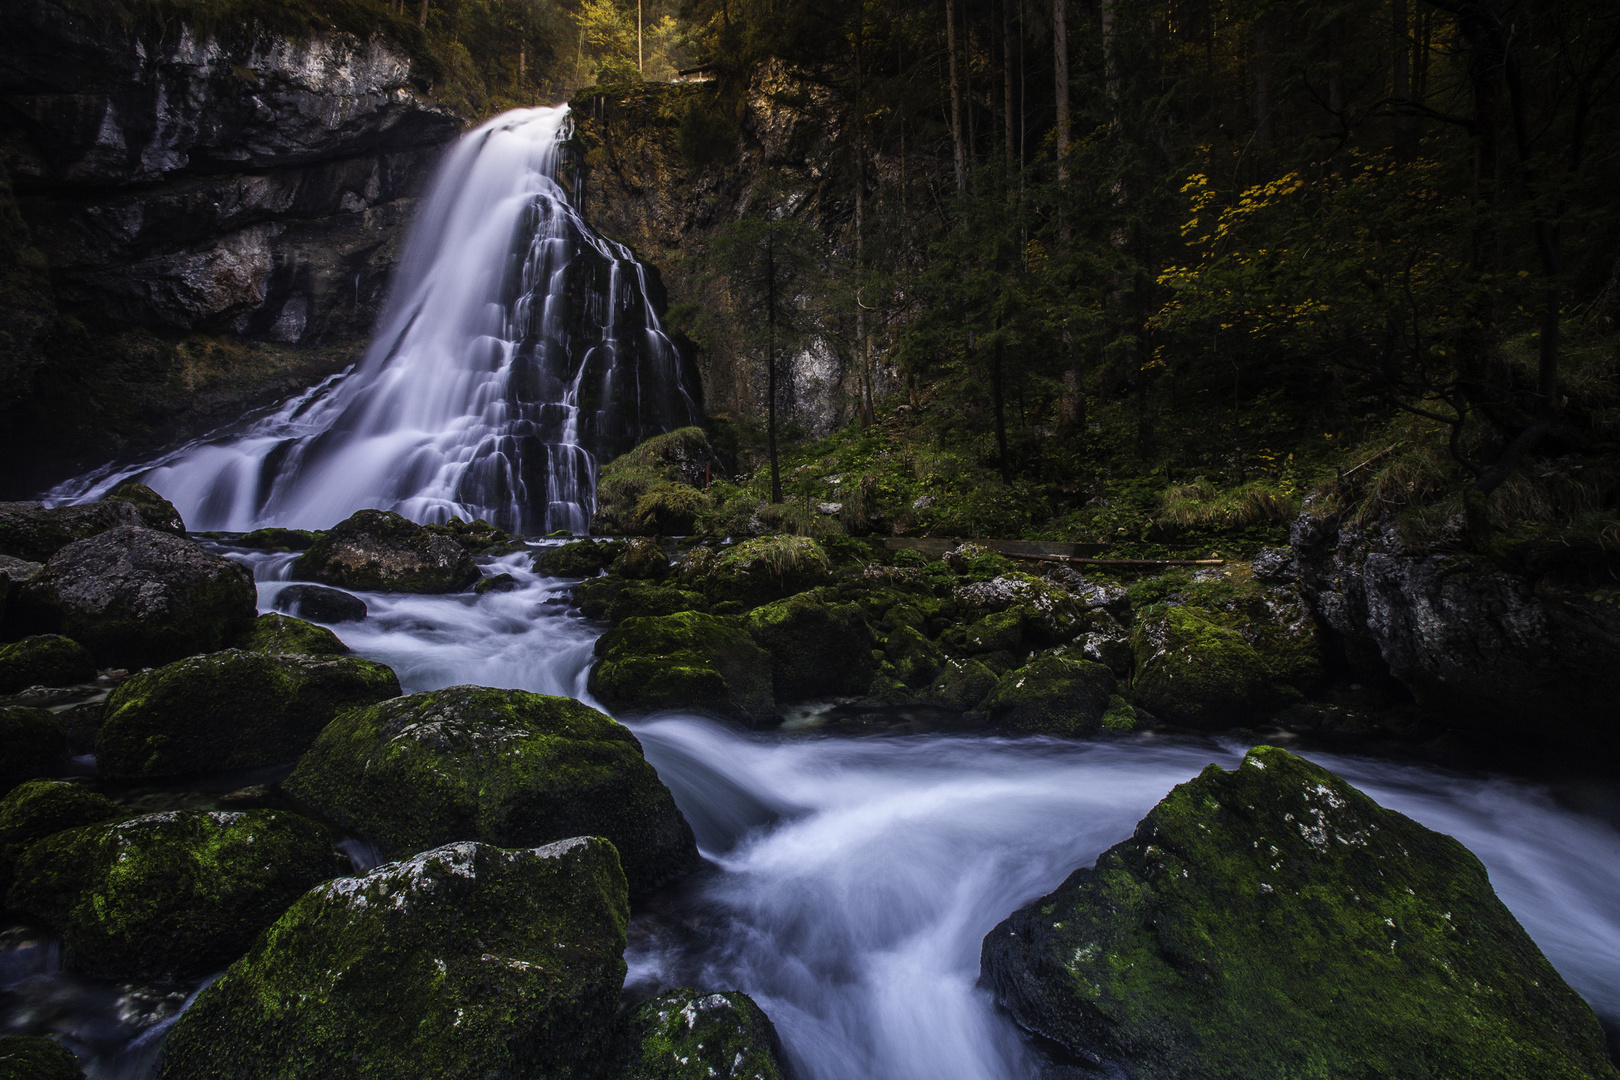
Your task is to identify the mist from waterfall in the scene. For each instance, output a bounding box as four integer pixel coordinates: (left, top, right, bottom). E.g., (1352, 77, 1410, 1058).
(49, 106, 698, 534)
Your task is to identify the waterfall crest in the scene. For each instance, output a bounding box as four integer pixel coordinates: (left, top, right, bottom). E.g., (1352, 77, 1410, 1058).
(51, 106, 699, 534)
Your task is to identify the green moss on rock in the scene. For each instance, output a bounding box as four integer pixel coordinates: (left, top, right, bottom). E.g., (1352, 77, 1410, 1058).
(923, 657, 998, 711)
(236, 527, 318, 551)
(884, 625, 944, 688)
(621, 989, 788, 1080)
(97, 649, 400, 778)
(744, 592, 876, 700)
(0, 635, 95, 692)
(0, 780, 124, 898)
(614, 537, 672, 580)
(980, 654, 1116, 736)
(963, 609, 1026, 655)
(104, 483, 185, 535)
(590, 611, 775, 725)
(1130, 605, 1279, 728)
(292, 510, 480, 593)
(981, 746, 1620, 1080)
(283, 686, 699, 898)
(1100, 693, 1140, 732)
(0, 1036, 84, 1080)
(704, 536, 833, 608)
(239, 613, 349, 656)
(0, 500, 143, 564)
(8, 808, 343, 979)
(157, 838, 628, 1080)
(608, 583, 708, 625)
(0, 706, 70, 793)
(535, 539, 628, 578)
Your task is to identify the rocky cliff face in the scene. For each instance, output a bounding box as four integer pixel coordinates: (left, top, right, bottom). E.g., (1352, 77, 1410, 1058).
(1290, 502, 1620, 753)
(570, 68, 885, 441)
(0, 0, 461, 487)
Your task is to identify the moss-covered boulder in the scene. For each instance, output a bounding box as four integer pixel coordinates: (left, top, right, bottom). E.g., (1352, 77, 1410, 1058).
(157, 838, 629, 1080)
(955, 574, 1085, 644)
(981, 746, 1620, 1080)
(607, 583, 708, 624)
(884, 625, 944, 688)
(980, 654, 1117, 736)
(292, 510, 479, 593)
(235, 527, 318, 551)
(744, 592, 877, 701)
(614, 537, 671, 580)
(283, 686, 699, 897)
(962, 609, 1026, 655)
(922, 657, 998, 711)
(0, 635, 95, 693)
(0, 499, 143, 563)
(97, 649, 401, 779)
(272, 583, 368, 623)
(0, 780, 124, 897)
(1130, 605, 1281, 728)
(703, 536, 833, 608)
(621, 989, 788, 1080)
(1100, 693, 1141, 731)
(474, 572, 518, 595)
(590, 612, 775, 725)
(15, 527, 257, 669)
(239, 613, 349, 657)
(535, 539, 627, 578)
(592, 426, 723, 535)
(8, 809, 343, 979)
(0, 1036, 84, 1080)
(103, 483, 185, 535)
(0, 706, 70, 792)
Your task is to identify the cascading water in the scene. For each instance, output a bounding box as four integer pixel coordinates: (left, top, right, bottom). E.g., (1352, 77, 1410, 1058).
(48, 107, 699, 534)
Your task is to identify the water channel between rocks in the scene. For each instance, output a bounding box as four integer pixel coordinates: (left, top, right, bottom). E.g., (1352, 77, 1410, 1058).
(5, 543, 1620, 1080)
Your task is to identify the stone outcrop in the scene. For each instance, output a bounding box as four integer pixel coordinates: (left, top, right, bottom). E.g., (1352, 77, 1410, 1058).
(292, 510, 480, 593)
(1291, 503, 1620, 752)
(0, 0, 462, 470)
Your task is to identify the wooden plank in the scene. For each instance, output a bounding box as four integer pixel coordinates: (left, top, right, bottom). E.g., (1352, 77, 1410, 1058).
(882, 537, 1109, 559)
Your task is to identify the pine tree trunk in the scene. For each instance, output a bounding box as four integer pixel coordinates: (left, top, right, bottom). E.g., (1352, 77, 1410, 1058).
(947, 0, 967, 192)
(1053, 0, 1069, 178)
(766, 238, 782, 504)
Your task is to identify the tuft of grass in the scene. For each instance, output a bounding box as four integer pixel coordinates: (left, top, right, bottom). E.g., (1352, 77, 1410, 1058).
(1158, 479, 1299, 529)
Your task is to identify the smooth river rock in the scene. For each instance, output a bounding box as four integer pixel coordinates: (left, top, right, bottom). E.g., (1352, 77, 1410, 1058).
(980, 745, 1619, 1080)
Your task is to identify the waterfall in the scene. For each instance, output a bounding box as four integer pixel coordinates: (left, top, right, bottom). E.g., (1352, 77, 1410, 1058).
(49, 106, 699, 534)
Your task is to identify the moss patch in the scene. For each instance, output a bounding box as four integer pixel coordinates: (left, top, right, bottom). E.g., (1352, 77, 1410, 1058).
(1129, 605, 1280, 728)
(0, 779, 125, 897)
(981, 654, 1117, 736)
(535, 539, 627, 578)
(981, 746, 1620, 1080)
(97, 649, 400, 778)
(621, 989, 787, 1080)
(744, 592, 876, 701)
(239, 613, 349, 656)
(157, 838, 628, 1080)
(0, 634, 95, 692)
(283, 686, 699, 898)
(590, 611, 775, 725)
(0, 1036, 84, 1080)
(8, 808, 343, 979)
(0, 706, 70, 793)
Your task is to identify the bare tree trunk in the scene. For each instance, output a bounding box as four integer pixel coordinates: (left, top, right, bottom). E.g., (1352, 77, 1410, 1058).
(1099, 0, 1118, 122)
(947, 0, 967, 192)
(1002, 0, 1016, 164)
(417, 0, 428, 29)
(1053, 0, 1069, 177)
(855, 1, 875, 426)
(1252, 11, 1273, 175)
(992, 328, 1011, 482)
(766, 236, 782, 504)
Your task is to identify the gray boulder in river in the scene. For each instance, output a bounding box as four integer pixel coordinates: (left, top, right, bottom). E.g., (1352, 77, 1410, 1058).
(14, 526, 257, 668)
(980, 745, 1618, 1080)
(291, 509, 480, 594)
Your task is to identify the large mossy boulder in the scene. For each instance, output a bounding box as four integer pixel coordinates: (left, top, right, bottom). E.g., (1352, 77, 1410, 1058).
(102, 483, 186, 535)
(97, 649, 401, 779)
(590, 611, 775, 725)
(980, 654, 1118, 736)
(292, 510, 479, 594)
(0, 1036, 84, 1080)
(0, 635, 95, 693)
(607, 583, 709, 625)
(0, 780, 124, 896)
(980, 746, 1619, 1080)
(622, 989, 788, 1080)
(0, 706, 70, 792)
(592, 426, 723, 535)
(613, 537, 672, 580)
(702, 536, 833, 608)
(536, 539, 627, 578)
(8, 809, 343, 979)
(744, 592, 877, 700)
(16, 527, 257, 669)
(955, 574, 1085, 644)
(1129, 605, 1280, 728)
(0, 500, 143, 563)
(156, 838, 629, 1080)
(923, 657, 998, 711)
(239, 613, 349, 657)
(283, 686, 699, 897)
(884, 625, 945, 688)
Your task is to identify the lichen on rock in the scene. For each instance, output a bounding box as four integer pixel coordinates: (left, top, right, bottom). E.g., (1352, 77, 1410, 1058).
(283, 685, 699, 897)
(980, 745, 1620, 1080)
(621, 988, 789, 1080)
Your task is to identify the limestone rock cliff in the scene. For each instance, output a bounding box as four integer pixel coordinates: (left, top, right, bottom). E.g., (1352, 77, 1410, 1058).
(0, 0, 462, 484)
